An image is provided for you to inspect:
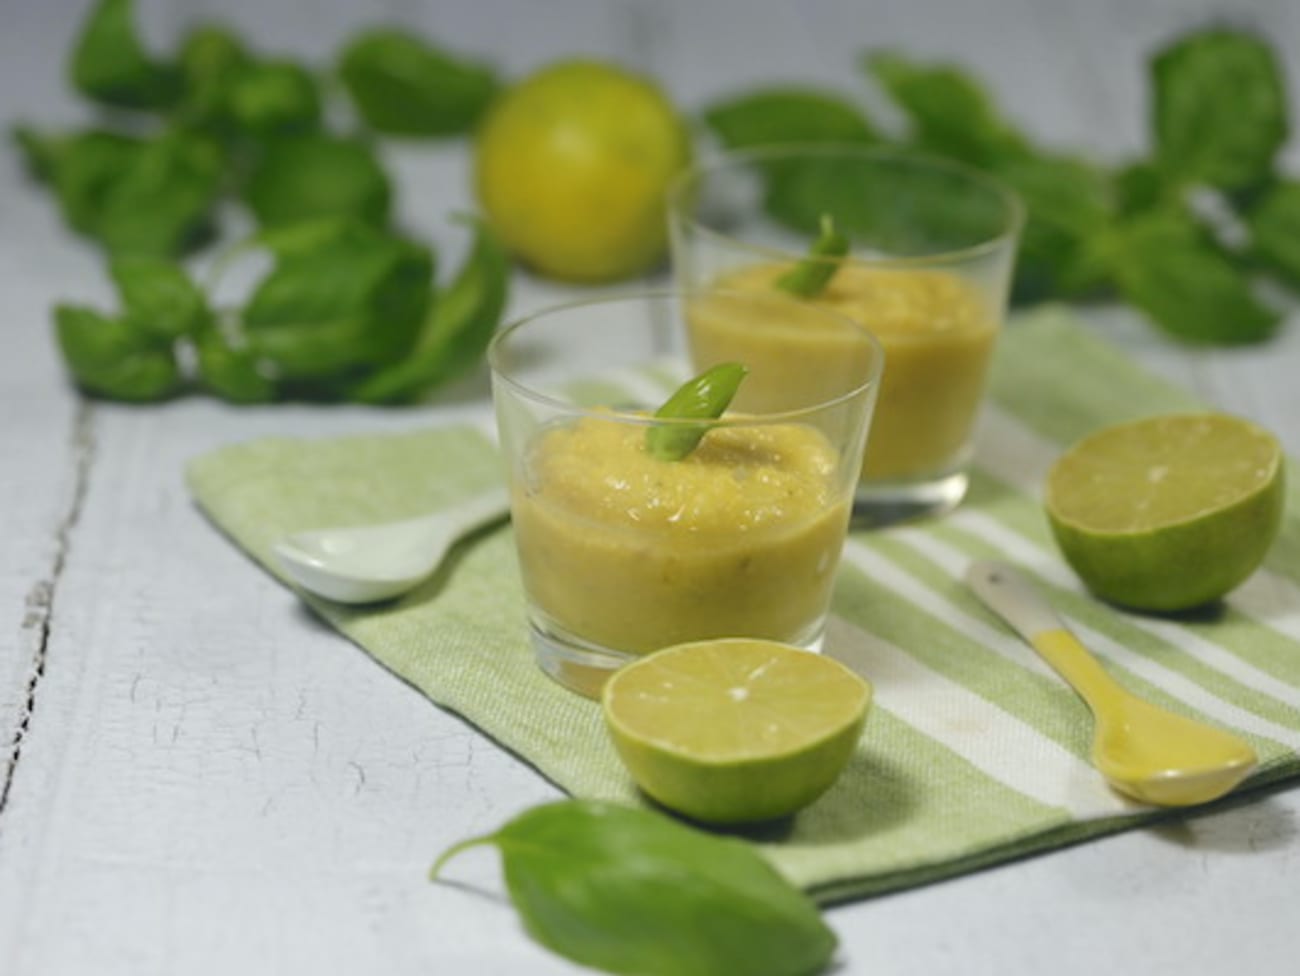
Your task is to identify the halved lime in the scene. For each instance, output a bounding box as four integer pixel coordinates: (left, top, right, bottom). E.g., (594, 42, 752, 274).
(1045, 413, 1285, 611)
(602, 639, 870, 824)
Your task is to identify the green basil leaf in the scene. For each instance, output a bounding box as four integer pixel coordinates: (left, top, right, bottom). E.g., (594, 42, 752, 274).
(1246, 180, 1300, 290)
(195, 326, 277, 403)
(774, 214, 849, 298)
(702, 88, 876, 150)
(11, 124, 66, 181)
(69, 0, 179, 110)
(90, 130, 225, 256)
(349, 215, 509, 404)
(432, 801, 836, 976)
(243, 216, 365, 258)
(242, 134, 390, 228)
(54, 304, 181, 401)
(1109, 210, 1279, 344)
(990, 152, 1113, 302)
(109, 256, 211, 341)
(646, 363, 748, 461)
(338, 30, 499, 137)
(241, 224, 432, 381)
(1114, 160, 1173, 217)
(31, 128, 221, 256)
(1151, 29, 1287, 192)
(862, 50, 1025, 164)
(225, 60, 322, 137)
(763, 153, 1010, 257)
(36, 129, 144, 233)
(177, 23, 248, 127)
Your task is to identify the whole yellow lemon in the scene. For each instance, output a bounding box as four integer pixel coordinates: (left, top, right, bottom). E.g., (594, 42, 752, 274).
(474, 59, 692, 283)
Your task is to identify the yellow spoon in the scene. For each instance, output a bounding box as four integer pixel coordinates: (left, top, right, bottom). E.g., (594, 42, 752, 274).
(966, 560, 1258, 807)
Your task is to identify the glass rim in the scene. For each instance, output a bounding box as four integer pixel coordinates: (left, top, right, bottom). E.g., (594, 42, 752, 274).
(667, 143, 1026, 269)
(487, 288, 885, 428)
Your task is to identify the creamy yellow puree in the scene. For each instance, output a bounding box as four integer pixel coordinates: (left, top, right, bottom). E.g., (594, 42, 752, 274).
(691, 263, 996, 480)
(512, 414, 850, 656)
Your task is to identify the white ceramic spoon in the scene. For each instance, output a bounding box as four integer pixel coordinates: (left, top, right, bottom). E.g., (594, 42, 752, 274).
(274, 487, 511, 604)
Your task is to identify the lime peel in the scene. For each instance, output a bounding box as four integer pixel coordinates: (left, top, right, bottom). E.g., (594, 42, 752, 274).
(1045, 412, 1285, 612)
(602, 639, 871, 824)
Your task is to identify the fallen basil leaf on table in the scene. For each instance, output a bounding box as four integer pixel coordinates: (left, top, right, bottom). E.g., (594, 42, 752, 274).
(862, 50, 1025, 165)
(90, 131, 225, 256)
(432, 801, 836, 976)
(195, 326, 277, 404)
(175, 24, 249, 129)
(1108, 211, 1280, 344)
(20, 127, 224, 257)
(69, 0, 179, 110)
(349, 216, 510, 404)
(223, 60, 322, 137)
(338, 30, 499, 137)
(236, 215, 367, 259)
(241, 222, 432, 383)
(110, 256, 211, 342)
(702, 88, 877, 150)
(13, 128, 140, 232)
(991, 151, 1113, 302)
(10, 124, 71, 181)
(1247, 180, 1300, 289)
(1114, 159, 1172, 217)
(54, 304, 181, 401)
(241, 133, 391, 229)
(1151, 29, 1288, 193)
(762, 151, 1009, 257)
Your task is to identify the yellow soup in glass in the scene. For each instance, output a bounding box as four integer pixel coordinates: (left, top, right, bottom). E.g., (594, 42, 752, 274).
(690, 263, 997, 481)
(512, 413, 851, 656)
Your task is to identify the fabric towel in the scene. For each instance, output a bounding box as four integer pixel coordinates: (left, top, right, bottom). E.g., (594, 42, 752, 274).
(187, 307, 1300, 903)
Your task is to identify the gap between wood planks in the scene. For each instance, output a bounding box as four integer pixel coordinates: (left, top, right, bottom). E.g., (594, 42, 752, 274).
(0, 403, 95, 820)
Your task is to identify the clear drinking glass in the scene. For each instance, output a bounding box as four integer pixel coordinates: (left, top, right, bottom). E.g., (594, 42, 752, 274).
(670, 146, 1023, 524)
(488, 291, 883, 697)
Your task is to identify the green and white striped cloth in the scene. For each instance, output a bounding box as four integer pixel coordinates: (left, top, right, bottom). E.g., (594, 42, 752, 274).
(188, 308, 1300, 903)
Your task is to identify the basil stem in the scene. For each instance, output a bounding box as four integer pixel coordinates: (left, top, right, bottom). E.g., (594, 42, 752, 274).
(774, 214, 849, 298)
(645, 362, 747, 462)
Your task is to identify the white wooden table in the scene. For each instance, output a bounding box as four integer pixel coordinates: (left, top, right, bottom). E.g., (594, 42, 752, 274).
(3, 1, 1299, 973)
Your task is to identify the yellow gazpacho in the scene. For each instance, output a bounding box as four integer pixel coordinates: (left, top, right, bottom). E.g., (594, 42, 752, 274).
(512, 413, 851, 656)
(690, 263, 997, 481)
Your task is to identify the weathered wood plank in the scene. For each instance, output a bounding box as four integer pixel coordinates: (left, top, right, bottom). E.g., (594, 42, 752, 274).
(0, 1, 638, 972)
(1, 0, 1298, 974)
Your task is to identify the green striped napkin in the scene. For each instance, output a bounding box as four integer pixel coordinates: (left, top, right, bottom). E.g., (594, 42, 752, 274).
(187, 307, 1300, 903)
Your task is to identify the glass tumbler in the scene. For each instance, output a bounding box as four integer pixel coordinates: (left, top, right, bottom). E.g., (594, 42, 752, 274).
(670, 146, 1023, 524)
(488, 291, 882, 697)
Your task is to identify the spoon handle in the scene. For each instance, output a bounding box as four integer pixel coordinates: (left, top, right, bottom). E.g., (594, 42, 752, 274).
(965, 560, 1063, 642)
(965, 560, 1126, 712)
(453, 486, 513, 533)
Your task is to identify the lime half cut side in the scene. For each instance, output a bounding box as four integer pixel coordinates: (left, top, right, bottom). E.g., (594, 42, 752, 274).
(1045, 413, 1285, 612)
(602, 639, 871, 825)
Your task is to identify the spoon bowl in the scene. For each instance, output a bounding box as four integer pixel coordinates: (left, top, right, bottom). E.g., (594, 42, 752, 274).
(275, 487, 511, 604)
(967, 560, 1258, 807)
(1091, 692, 1257, 806)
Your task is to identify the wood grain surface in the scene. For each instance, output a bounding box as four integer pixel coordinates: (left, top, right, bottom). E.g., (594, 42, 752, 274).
(1, 1, 1298, 974)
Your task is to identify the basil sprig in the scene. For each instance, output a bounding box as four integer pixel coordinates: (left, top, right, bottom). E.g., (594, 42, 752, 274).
(348, 215, 510, 404)
(774, 214, 849, 298)
(645, 362, 748, 462)
(432, 801, 836, 976)
(702, 25, 1297, 344)
(14, 0, 512, 404)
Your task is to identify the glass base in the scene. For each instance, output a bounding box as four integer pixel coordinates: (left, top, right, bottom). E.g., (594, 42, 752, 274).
(531, 626, 639, 699)
(852, 469, 969, 528)
(531, 619, 828, 699)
